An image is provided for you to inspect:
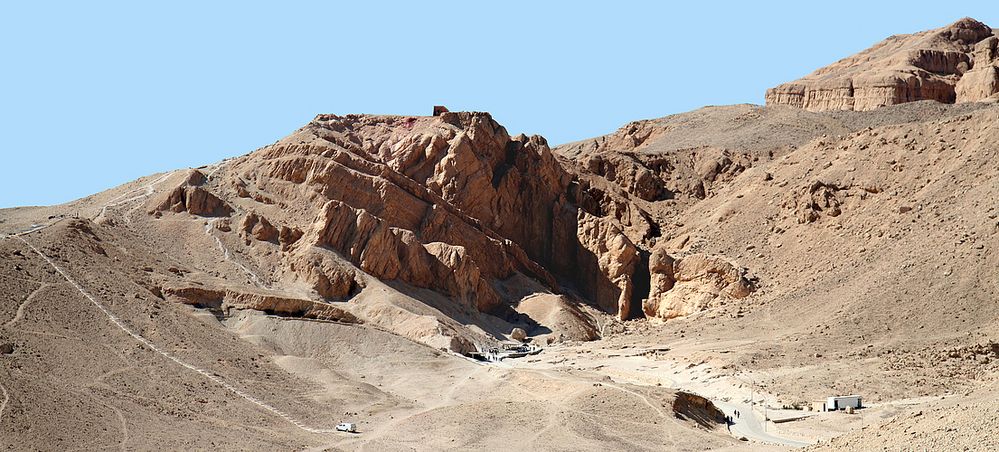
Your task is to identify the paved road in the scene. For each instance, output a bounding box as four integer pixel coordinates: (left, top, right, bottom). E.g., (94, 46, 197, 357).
(715, 401, 812, 448)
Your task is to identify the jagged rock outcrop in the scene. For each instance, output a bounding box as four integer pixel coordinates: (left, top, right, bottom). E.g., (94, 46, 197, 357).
(956, 36, 999, 102)
(278, 226, 303, 251)
(151, 170, 231, 217)
(143, 109, 767, 339)
(308, 199, 502, 312)
(647, 245, 676, 300)
(767, 18, 995, 111)
(242, 212, 278, 242)
(162, 283, 360, 323)
(563, 120, 756, 204)
(212, 111, 643, 321)
(575, 210, 638, 320)
(560, 134, 755, 248)
(285, 248, 361, 301)
(570, 178, 659, 246)
(581, 153, 668, 202)
(643, 250, 753, 320)
(237, 211, 304, 252)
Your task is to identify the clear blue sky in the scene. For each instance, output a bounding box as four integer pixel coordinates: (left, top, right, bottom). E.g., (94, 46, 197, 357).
(1, 2, 996, 207)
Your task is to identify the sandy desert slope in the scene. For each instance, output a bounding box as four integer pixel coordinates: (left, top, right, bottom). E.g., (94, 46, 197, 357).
(0, 210, 733, 450)
(4, 17, 999, 451)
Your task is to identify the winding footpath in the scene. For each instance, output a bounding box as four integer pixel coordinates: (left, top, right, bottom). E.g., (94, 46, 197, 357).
(0, 172, 342, 436)
(4, 283, 52, 329)
(14, 235, 341, 434)
(203, 219, 269, 288)
(199, 162, 272, 289)
(2, 165, 815, 443)
(93, 172, 173, 224)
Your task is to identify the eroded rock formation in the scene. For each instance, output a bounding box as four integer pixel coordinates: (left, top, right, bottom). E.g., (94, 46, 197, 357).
(643, 250, 753, 320)
(575, 210, 638, 319)
(145, 109, 765, 337)
(199, 111, 662, 324)
(162, 283, 360, 323)
(956, 36, 999, 102)
(767, 18, 996, 111)
(151, 170, 232, 216)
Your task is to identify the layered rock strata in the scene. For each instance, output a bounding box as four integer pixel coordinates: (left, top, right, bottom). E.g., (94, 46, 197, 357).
(766, 18, 996, 111)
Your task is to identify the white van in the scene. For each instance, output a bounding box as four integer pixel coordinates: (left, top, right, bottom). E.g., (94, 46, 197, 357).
(336, 422, 357, 433)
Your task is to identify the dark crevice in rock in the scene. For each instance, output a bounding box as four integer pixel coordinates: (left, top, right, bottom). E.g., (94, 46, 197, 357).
(629, 249, 651, 320)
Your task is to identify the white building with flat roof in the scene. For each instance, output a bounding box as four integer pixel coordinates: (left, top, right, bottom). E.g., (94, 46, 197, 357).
(824, 395, 862, 411)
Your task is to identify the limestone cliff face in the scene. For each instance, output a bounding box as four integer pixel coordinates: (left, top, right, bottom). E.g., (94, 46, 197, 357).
(307, 199, 501, 312)
(146, 110, 762, 326)
(642, 250, 753, 320)
(188, 111, 646, 320)
(574, 210, 638, 319)
(766, 18, 996, 111)
(552, 111, 768, 321)
(956, 36, 999, 102)
(559, 125, 755, 249)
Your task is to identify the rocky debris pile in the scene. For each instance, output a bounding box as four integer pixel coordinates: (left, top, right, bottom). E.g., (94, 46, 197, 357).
(785, 180, 879, 224)
(882, 341, 999, 381)
(767, 18, 997, 111)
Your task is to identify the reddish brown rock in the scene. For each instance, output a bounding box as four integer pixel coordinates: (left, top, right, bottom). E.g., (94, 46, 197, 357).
(286, 248, 360, 301)
(647, 245, 676, 297)
(215, 111, 638, 319)
(307, 199, 504, 312)
(243, 212, 278, 242)
(151, 170, 231, 217)
(278, 225, 303, 251)
(766, 18, 995, 111)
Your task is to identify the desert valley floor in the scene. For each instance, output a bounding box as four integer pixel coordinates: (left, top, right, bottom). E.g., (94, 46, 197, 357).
(3, 17, 999, 452)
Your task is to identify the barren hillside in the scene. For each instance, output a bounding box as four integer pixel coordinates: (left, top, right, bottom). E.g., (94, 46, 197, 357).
(3, 17, 999, 451)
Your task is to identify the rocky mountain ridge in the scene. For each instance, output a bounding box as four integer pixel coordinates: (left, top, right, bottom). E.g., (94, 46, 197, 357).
(766, 17, 999, 111)
(137, 109, 759, 351)
(5, 17, 999, 450)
